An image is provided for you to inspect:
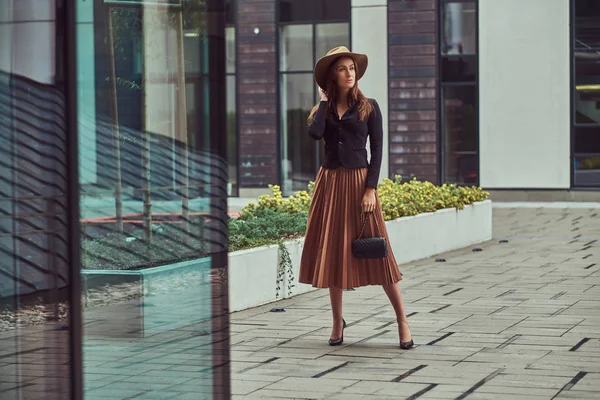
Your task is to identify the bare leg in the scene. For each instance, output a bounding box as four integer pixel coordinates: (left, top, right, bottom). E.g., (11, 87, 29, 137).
(382, 282, 412, 342)
(329, 287, 344, 339)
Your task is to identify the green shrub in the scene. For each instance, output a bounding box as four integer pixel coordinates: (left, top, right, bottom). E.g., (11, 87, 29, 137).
(229, 208, 308, 252)
(378, 176, 489, 221)
(240, 176, 489, 223)
(239, 184, 312, 220)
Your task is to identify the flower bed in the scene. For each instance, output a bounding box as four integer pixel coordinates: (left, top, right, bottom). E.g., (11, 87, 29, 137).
(229, 176, 489, 252)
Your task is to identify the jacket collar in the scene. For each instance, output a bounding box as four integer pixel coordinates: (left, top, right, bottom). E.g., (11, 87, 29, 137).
(332, 99, 358, 121)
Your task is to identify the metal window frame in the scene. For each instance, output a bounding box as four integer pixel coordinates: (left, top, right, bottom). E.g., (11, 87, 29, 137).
(62, 0, 84, 398)
(436, 0, 479, 187)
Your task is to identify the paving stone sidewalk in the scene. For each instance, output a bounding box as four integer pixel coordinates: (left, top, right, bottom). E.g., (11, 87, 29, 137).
(230, 207, 600, 400)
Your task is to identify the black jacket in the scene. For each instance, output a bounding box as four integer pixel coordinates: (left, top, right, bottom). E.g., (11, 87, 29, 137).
(308, 98, 383, 189)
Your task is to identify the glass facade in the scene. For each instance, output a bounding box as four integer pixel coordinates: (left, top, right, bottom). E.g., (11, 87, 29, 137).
(0, 1, 77, 398)
(1, 0, 230, 398)
(439, 0, 478, 185)
(573, 0, 600, 187)
(278, 0, 350, 196)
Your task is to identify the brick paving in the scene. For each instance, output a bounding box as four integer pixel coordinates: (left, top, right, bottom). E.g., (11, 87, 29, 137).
(1, 207, 599, 399)
(230, 207, 600, 399)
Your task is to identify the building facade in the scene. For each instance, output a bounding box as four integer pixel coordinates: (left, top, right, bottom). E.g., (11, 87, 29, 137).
(227, 0, 599, 200)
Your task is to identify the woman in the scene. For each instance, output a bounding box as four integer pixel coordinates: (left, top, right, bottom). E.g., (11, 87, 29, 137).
(298, 46, 414, 349)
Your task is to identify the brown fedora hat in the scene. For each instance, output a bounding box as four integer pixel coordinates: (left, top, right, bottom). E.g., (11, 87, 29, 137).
(313, 46, 368, 90)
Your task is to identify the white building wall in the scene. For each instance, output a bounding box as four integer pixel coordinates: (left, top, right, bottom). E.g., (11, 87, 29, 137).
(479, 0, 571, 189)
(351, 0, 389, 184)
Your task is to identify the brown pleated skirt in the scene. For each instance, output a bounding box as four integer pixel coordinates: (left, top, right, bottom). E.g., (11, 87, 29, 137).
(299, 166, 402, 289)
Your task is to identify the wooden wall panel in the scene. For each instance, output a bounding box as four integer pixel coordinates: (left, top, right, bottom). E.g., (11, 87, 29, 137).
(237, 0, 279, 188)
(388, 0, 439, 184)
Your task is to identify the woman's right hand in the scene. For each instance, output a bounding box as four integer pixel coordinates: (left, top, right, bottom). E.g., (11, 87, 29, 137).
(319, 87, 328, 102)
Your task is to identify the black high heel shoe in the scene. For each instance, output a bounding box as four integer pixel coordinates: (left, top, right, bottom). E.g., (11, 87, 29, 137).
(399, 319, 414, 350)
(328, 319, 347, 346)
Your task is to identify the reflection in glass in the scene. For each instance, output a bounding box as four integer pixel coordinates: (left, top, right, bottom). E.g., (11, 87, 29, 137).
(77, 0, 229, 398)
(442, 85, 478, 185)
(227, 75, 238, 196)
(575, 0, 600, 49)
(316, 23, 350, 62)
(441, 2, 476, 55)
(225, 24, 237, 196)
(0, 3, 73, 399)
(226, 26, 236, 74)
(280, 25, 314, 72)
(281, 73, 315, 194)
(574, 52, 600, 124)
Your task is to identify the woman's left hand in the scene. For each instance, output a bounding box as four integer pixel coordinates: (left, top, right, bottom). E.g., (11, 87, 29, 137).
(361, 188, 377, 213)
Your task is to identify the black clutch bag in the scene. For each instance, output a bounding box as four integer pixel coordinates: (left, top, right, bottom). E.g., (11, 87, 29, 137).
(352, 210, 388, 259)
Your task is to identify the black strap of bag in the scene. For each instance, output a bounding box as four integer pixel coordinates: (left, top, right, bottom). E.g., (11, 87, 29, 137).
(352, 208, 389, 259)
(357, 208, 383, 240)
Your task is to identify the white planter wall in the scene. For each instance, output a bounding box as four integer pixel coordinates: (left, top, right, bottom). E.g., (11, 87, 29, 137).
(228, 245, 279, 312)
(228, 200, 492, 312)
(387, 200, 492, 264)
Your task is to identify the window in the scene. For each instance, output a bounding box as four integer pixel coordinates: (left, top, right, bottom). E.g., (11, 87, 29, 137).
(79, 0, 229, 397)
(439, 0, 478, 185)
(573, 0, 600, 187)
(226, 2, 238, 196)
(278, 0, 350, 195)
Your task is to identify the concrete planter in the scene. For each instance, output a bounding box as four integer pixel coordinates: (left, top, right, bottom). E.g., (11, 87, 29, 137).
(82, 258, 213, 338)
(228, 200, 492, 312)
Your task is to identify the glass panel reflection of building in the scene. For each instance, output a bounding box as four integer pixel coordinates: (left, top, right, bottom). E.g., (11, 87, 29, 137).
(1, 0, 230, 399)
(78, 0, 230, 398)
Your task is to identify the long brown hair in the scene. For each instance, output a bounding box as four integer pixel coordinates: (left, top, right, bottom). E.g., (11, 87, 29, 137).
(307, 56, 373, 124)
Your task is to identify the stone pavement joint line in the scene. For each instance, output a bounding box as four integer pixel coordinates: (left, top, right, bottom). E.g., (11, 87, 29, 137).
(231, 208, 600, 400)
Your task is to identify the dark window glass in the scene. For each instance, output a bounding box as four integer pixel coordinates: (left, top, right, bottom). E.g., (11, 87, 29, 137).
(575, 0, 600, 49)
(315, 0, 351, 21)
(574, 52, 600, 125)
(225, 0, 234, 25)
(574, 126, 600, 153)
(442, 85, 478, 185)
(573, 3, 600, 186)
(441, 2, 477, 55)
(441, 55, 477, 82)
(574, 126, 600, 186)
(279, 0, 314, 22)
